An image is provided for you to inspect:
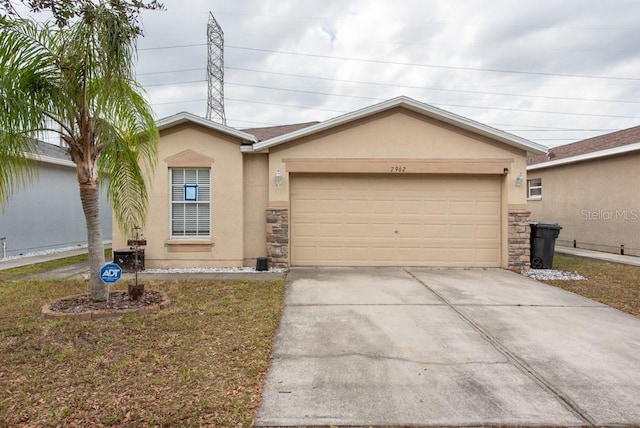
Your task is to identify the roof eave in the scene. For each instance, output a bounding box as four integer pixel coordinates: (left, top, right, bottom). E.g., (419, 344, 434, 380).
(157, 112, 258, 144)
(26, 153, 75, 168)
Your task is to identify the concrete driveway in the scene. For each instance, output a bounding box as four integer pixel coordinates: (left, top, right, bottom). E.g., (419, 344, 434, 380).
(255, 268, 640, 427)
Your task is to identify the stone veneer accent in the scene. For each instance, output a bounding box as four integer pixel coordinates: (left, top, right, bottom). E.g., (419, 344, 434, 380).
(508, 209, 531, 271)
(266, 208, 289, 269)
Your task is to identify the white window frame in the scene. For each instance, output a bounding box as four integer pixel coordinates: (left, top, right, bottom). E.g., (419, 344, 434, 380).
(527, 177, 542, 200)
(170, 168, 211, 238)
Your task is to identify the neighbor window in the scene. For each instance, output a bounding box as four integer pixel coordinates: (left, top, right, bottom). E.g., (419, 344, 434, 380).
(527, 178, 542, 199)
(171, 168, 210, 237)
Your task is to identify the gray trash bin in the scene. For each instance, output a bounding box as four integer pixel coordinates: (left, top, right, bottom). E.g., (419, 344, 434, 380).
(530, 222, 562, 269)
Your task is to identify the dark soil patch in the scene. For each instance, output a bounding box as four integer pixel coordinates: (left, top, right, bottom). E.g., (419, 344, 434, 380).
(49, 290, 164, 313)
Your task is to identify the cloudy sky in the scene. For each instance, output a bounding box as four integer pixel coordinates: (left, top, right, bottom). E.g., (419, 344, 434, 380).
(41, 1, 640, 146)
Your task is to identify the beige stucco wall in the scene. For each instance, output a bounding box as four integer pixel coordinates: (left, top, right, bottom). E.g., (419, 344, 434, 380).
(528, 153, 640, 256)
(268, 108, 531, 268)
(243, 154, 269, 265)
(113, 108, 534, 269)
(267, 109, 528, 206)
(113, 123, 246, 268)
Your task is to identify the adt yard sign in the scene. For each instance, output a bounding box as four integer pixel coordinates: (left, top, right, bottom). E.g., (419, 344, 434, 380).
(100, 263, 122, 283)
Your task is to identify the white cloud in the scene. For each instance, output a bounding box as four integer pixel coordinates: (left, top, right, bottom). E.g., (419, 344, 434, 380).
(132, 0, 640, 145)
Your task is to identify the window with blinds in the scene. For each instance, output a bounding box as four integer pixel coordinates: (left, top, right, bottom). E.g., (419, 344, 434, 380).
(527, 177, 542, 199)
(171, 168, 210, 237)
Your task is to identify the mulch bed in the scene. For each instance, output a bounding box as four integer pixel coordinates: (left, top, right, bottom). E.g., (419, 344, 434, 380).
(49, 290, 164, 313)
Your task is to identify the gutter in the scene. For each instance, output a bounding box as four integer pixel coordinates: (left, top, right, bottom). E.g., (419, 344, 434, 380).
(25, 152, 75, 168)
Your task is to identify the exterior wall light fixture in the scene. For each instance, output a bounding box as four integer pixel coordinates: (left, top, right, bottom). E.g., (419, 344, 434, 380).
(515, 172, 524, 187)
(275, 170, 283, 188)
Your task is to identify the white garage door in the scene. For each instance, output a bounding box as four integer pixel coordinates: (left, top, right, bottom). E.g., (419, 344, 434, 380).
(290, 173, 502, 267)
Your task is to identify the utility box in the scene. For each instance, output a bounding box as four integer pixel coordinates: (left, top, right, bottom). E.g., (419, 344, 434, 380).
(530, 222, 562, 269)
(113, 249, 145, 273)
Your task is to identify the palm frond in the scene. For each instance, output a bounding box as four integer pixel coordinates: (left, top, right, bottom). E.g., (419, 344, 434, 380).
(0, 19, 63, 204)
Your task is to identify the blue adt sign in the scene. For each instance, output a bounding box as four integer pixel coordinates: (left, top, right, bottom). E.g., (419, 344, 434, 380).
(100, 263, 122, 283)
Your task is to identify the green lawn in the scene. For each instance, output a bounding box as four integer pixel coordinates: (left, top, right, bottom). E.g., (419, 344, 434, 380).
(0, 272, 285, 426)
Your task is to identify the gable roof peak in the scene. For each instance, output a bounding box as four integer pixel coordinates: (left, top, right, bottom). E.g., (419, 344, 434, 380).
(248, 96, 547, 155)
(156, 112, 258, 143)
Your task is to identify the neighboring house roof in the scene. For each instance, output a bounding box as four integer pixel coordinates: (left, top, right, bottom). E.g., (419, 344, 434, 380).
(27, 139, 74, 167)
(528, 142, 640, 171)
(157, 112, 258, 143)
(242, 121, 320, 142)
(243, 96, 547, 155)
(528, 124, 640, 166)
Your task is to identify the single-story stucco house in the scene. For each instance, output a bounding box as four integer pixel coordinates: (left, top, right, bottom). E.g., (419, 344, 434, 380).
(112, 96, 547, 270)
(0, 140, 112, 258)
(528, 125, 640, 257)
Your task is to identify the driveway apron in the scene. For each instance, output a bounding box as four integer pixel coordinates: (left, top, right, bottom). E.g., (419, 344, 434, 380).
(255, 268, 640, 427)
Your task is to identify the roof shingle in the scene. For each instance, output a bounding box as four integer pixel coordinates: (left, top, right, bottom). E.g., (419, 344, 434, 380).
(242, 121, 319, 142)
(528, 125, 640, 165)
(31, 140, 71, 162)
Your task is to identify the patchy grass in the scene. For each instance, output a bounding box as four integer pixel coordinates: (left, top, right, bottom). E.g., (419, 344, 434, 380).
(0, 277, 285, 426)
(0, 249, 112, 282)
(540, 253, 640, 317)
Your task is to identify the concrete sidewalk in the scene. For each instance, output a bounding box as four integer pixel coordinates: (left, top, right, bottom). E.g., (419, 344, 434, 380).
(0, 247, 285, 281)
(0, 247, 90, 271)
(555, 245, 640, 267)
(256, 267, 640, 427)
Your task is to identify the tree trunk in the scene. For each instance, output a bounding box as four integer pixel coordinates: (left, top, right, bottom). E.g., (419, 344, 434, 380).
(80, 182, 107, 301)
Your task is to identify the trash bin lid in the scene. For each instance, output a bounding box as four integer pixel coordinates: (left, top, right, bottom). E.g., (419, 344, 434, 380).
(535, 222, 562, 230)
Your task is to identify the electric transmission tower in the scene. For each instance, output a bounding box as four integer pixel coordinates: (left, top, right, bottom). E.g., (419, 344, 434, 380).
(206, 12, 226, 124)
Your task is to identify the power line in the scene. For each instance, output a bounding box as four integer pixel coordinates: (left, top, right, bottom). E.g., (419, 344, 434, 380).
(142, 77, 640, 120)
(225, 46, 640, 82)
(224, 81, 640, 120)
(144, 79, 206, 87)
(136, 67, 204, 76)
(139, 43, 205, 51)
(225, 67, 640, 104)
(137, 43, 640, 82)
(139, 65, 640, 104)
(225, 98, 347, 113)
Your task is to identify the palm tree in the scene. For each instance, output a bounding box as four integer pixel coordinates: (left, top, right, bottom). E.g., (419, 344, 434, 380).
(0, 2, 158, 301)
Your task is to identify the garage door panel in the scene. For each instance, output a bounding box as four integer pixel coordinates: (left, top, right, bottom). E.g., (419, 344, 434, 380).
(316, 246, 342, 262)
(398, 224, 422, 237)
(291, 174, 501, 267)
(292, 198, 318, 213)
(343, 223, 372, 237)
(370, 246, 400, 262)
(450, 225, 474, 238)
(293, 222, 318, 238)
(423, 224, 449, 238)
(477, 248, 501, 263)
(293, 245, 317, 262)
(345, 199, 369, 213)
(476, 201, 501, 216)
(477, 225, 501, 239)
(317, 223, 344, 237)
(450, 200, 475, 214)
(396, 246, 425, 262)
(422, 200, 449, 214)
